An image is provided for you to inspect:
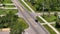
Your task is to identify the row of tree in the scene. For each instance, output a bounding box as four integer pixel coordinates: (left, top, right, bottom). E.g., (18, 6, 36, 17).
(0, 0, 4, 3)
(27, 0, 60, 11)
(0, 11, 24, 34)
(27, 0, 60, 22)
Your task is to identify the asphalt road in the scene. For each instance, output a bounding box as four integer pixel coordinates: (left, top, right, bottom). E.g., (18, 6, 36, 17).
(11, 0, 50, 34)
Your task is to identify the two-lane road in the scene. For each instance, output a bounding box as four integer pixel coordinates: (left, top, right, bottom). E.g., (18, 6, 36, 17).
(11, 0, 50, 34)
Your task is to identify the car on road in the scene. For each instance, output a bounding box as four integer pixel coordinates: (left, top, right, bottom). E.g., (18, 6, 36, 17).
(35, 19, 38, 22)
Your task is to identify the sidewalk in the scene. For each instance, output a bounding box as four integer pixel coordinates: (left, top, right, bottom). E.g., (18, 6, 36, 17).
(37, 12, 60, 15)
(0, 28, 10, 32)
(0, 7, 17, 9)
(41, 22, 55, 25)
(23, 27, 37, 34)
(0, 4, 14, 5)
(0, 31, 9, 34)
(0, 28, 10, 34)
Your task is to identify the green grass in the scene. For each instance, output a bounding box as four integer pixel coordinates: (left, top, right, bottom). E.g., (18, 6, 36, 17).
(11, 17, 29, 29)
(0, 9, 18, 15)
(18, 0, 31, 11)
(3, 0, 12, 4)
(18, 18, 29, 29)
(43, 25, 56, 34)
(51, 24, 60, 32)
(4, 5, 15, 8)
(36, 16, 44, 23)
(42, 15, 56, 22)
(0, 0, 12, 4)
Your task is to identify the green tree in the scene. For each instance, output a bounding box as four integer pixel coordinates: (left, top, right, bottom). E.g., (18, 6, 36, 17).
(7, 11, 24, 34)
(10, 21, 24, 34)
(2, 4, 5, 8)
(10, 17, 25, 34)
(30, 0, 36, 6)
(49, 4, 56, 11)
(55, 15, 60, 28)
(35, 3, 43, 11)
(56, 18, 60, 28)
(0, 0, 4, 3)
(54, 12, 58, 17)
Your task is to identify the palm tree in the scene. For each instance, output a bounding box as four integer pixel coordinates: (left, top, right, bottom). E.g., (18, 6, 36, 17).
(30, 0, 36, 6)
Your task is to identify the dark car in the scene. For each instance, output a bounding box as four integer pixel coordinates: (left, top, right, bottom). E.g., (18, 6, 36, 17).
(35, 19, 38, 22)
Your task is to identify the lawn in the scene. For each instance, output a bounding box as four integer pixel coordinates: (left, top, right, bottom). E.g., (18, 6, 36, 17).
(3, 0, 12, 4)
(0, 9, 18, 15)
(4, 5, 15, 8)
(51, 24, 60, 32)
(36, 16, 44, 23)
(42, 15, 56, 22)
(43, 25, 56, 34)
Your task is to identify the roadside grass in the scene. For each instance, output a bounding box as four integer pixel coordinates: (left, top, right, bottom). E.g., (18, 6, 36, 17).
(0, 9, 18, 15)
(3, 0, 12, 4)
(42, 15, 56, 22)
(36, 16, 44, 23)
(43, 25, 56, 34)
(18, 17, 29, 29)
(0, 0, 12, 4)
(51, 24, 60, 32)
(4, 5, 15, 8)
(18, 0, 31, 11)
